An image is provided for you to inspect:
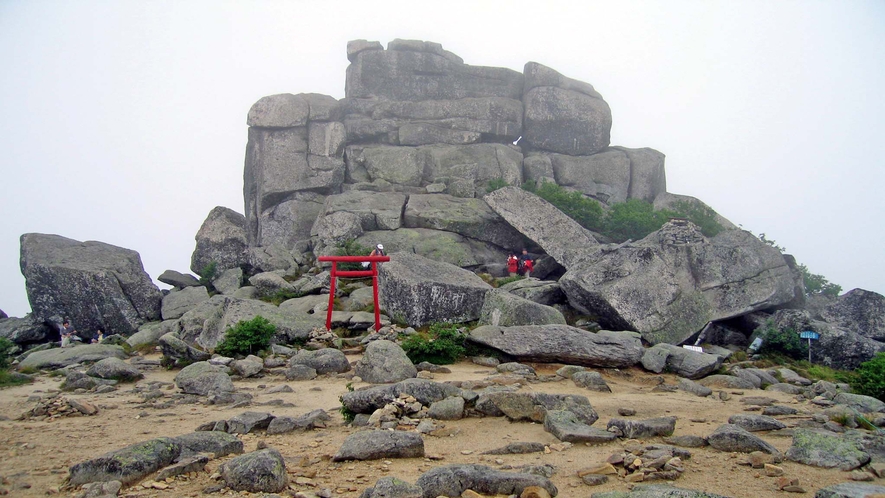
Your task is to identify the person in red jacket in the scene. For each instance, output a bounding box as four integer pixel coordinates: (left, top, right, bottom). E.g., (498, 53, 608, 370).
(506, 253, 519, 276)
(518, 248, 534, 278)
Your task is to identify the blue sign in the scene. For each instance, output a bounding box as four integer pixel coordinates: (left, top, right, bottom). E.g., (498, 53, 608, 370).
(800, 331, 820, 340)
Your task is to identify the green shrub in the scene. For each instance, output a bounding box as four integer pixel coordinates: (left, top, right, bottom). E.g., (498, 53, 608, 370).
(523, 182, 604, 232)
(604, 199, 676, 242)
(335, 239, 373, 271)
(670, 200, 723, 237)
(755, 320, 807, 360)
(198, 261, 218, 286)
(495, 275, 525, 287)
(215, 316, 276, 357)
(852, 353, 885, 401)
(485, 178, 508, 193)
(798, 263, 842, 297)
(0, 337, 15, 370)
(400, 323, 466, 365)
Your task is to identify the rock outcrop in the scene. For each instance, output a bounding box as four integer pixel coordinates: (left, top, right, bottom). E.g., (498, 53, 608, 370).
(190, 206, 248, 274)
(20, 234, 162, 335)
(560, 220, 798, 344)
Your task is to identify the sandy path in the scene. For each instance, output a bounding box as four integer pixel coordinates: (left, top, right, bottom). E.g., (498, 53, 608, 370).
(0, 355, 862, 497)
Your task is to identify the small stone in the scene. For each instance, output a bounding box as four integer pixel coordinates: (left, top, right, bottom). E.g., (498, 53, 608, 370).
(577, 463, 617, 477)
(850, 470, 874, 482)
(764, 464, 784, 477)
(625, 472, 645, 483)
(520, 486, 551, 498)
(618, 408, 636, 416)
(461, 490, 484, 498)
(581, 474, 608, 486)
(783, 485, 807, 493)
(460, 450, 473, 455)
(777, 477, 799, 490)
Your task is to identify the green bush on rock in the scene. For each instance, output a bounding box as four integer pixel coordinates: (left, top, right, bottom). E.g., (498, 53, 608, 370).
(400, 323, 466, 365)
(852, 353, 885, 401)
(215, 316, 276, 357)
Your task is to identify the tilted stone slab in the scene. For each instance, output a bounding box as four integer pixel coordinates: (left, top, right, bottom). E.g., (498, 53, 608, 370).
(20, 233, 162, 335)
(68, 437, 181, 486)
(468, 325, 642, 368)
(379, 252, 491, 327)
(345, 39, 523, 101)
(483, 187, 599, 270)
(814, 483, 885, 498)
(332, 430, 425, 461)
(561, 220, 798, 345)
(727, 414, 786, 432)
(544, 410, 617, 443)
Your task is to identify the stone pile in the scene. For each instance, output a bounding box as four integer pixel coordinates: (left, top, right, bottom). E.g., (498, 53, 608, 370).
(18, 395, 98, 420)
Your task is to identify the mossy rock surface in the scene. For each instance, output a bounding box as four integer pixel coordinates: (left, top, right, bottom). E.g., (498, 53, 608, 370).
(68, 437, 181, 486)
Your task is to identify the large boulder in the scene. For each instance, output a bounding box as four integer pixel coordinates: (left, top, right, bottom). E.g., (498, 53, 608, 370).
(640, 344, 723, 379)
(174, 361, 235, 396)
(483, 187, 599, 269)
(253, 193, 327, 249)
(20, 233, 162, 335)
(157, 269, 201, 289)
(345, 39, 523, 102)
(0, 315, 52, 346)
(821, 289, 885, 341)
(403, 194, 533, 249)
(353, 340, 417, 384)
(333, 430, 424, 461)
(342, 96, 522, 145)
(345, 143, 522, 198)
(190, 206, 248, 275)
(560, 220, 798, 344)
(18, 344, 127, 371)
(786, 429, 870, 470)
(498, 279, 566, 306)
(221, 448, 288, 493)
(289, 348, 351, 375)
(468, 325, 643, 368)
(478, 289, 567, 327)
(771, 310, 885, 370)
(415, 464, 557, 498)
(315, 190, 407, 232)
(378, 252, 491, 327)
(522, 62, 611, 156)
(161, 286, 210, 320)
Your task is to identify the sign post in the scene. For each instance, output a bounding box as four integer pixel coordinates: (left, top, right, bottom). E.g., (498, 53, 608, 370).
(799, 330, 820, 363)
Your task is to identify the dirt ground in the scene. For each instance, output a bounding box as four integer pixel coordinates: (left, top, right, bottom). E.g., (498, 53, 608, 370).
(0, 353, 870, 498)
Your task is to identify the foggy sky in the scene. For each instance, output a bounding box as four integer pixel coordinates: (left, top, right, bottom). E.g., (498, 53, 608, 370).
(1, 0, 883, 318)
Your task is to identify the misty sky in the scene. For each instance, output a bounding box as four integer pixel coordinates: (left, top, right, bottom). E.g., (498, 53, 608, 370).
(1, 1, 883, 318)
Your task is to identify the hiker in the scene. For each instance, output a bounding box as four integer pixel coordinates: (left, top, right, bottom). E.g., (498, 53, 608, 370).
(60, 319, 76, 348)
(362, 244, 385, 268)
(518, 248, 534, 278)
(91, 328, 104, 344)
(507, 253, 519, 276)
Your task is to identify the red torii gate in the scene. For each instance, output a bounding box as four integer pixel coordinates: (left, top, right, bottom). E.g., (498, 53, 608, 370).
(317, 255, 390, 332)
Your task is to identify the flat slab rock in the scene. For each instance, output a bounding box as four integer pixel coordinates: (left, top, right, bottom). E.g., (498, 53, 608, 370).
(607, 417, 676, 439)
(814, 482, 885, 498)
(544, 410, 617, 443)
(416, 464, 558, 498)
(333, 430, 425, 461)
(786, 429, 871, 470)
(706, 424, 780, 455)
(68, 437, 181, 486)
(591, 484, 733, 497)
